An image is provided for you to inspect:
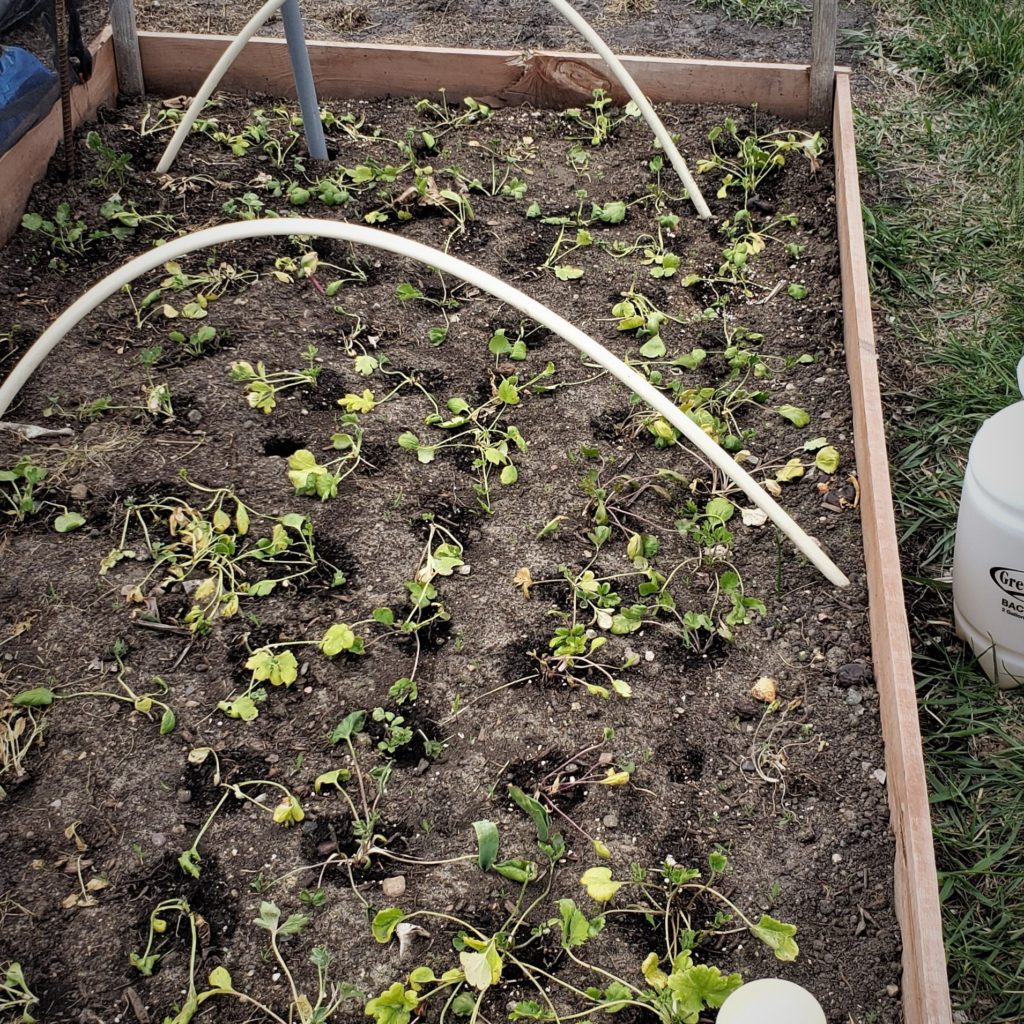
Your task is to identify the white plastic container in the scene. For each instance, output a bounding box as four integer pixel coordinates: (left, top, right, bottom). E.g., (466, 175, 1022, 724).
(952, 359, 1024, 688)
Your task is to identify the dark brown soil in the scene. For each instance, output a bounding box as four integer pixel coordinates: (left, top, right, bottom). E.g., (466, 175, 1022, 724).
(0, 88, 900, 1024)
(1, 0, 874, 74)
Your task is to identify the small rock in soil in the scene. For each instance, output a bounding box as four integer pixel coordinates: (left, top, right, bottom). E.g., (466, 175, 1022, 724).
(382, 875, 406, 898)
(846, 689, 863, 706)
(187, 408, 203, 424)
(602, 812, 618, 829)
(69, 483, 89, 501)
(836, 661, 874, 687)
(176, 789, 191, 804)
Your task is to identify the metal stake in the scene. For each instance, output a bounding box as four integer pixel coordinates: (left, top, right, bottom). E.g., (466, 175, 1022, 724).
(280, 0, 328, 161)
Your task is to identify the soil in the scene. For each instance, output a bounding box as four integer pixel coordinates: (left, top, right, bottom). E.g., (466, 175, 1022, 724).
(1, 0, 874, 72)
(0, 84, 900, 1024)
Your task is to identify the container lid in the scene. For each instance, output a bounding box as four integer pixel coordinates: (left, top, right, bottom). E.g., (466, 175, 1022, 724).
(969, 400, 1024, 510)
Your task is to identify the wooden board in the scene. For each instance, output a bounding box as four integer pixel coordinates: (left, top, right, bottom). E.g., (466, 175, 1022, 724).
(137, 33, 813, 119)
(0, 28, 118, 246)
(833, 70, 953, 1024)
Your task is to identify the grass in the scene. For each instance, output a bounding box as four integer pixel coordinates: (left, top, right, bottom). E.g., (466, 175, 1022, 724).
(694, 0, 808, 28)
(859, 1, 1024, 1019)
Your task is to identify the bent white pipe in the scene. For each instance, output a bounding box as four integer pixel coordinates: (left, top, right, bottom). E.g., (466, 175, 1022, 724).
(155, 0, 291, 174)
(544, 0, 712, 218)
(0, 219, 847, 586)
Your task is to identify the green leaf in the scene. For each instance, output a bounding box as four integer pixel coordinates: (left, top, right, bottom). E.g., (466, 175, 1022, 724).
(217, 695, 260, 721)
(13, 687, 55, 707)
(497, 377, 520, 405)
(365, 983, 419, 1024)
(54, 512, 86, 533)
(207, 966, 235, 991)
(397, 431, 420, 451)
(554, 265, 584, 280)
(279, 912, 310, 936)
(500, 464, 519, 485)
(245, 648, 298, 686)
(371, 908, 405, 943)
(508, 784, 549, 842)
(750, 913, 799, 961)
(321, 623, 361, 656)
(510, 1001, 553, 1020)
(638, 335, 666, 358)
(395, 283, 424, 301)
(556, 898, 591, 948)
(580, 866, 622, 903)
(178, 848, 202, 878)
(814, 445, 840, 473)
(451, 991, 478, 1017)
(473, 820, 499, 871)
(493, 858, 538, 883)
(253, 901, 281, 932)
(778, 404, 810, 428)
(787, 282, 808, 299)
(330, 710, 366, 743)
(666, 964, 743, 1014)
(160, 707, 176, 734)
(430, 542, 464, 576)
(314, 768, 351, 792)
(705, 496, 734, 523)
(338, 389, 376, 414)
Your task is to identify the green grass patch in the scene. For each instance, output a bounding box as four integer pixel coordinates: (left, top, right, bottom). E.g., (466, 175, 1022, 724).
(860, 1, 1024, 1020)
(694, 0, 807, 28)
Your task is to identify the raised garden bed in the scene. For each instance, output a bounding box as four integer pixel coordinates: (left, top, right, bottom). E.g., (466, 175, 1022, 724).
(0, 29, 950, 1024)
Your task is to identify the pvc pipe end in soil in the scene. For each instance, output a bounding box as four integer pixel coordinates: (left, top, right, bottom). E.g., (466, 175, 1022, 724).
(716, 978, 826, 1024)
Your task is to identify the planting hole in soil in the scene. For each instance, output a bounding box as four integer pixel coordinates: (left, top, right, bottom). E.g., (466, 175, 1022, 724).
(0, 86, 901, 1023)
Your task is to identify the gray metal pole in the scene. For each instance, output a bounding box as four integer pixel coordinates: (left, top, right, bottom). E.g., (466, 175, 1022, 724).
(280, 0, 328, 160)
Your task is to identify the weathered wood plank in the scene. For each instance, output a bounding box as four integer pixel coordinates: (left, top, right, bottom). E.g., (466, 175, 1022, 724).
(110, 0, 145, 95)
(137, 33, 813, 119)
(0, 28, 118, 246)
(833, 70, 953, 1024)
(810, 0, 838, 123)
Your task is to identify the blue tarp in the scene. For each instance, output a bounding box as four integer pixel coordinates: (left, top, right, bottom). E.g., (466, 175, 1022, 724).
(0, 45, 59, 155)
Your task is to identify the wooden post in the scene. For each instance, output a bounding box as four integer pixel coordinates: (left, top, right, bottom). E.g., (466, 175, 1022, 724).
(809, 0, 837, 123)
(110, 0, 144, 94)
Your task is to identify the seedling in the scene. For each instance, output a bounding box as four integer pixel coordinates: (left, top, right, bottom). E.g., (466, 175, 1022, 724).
(86, 130, 133, 188)
(0, 961, 37, 1022)
(130, 896, 360, 1023)
(101, 478, 325, 634)
(697, 117, 824, 206)
(394, 272, 465, 346)
(13, 638, 176, 734)
(397, 366, 554, 512)
(178, 777, 305, 879)
(563, 89, 641, 147)
(0, 458, 46, 523)
(230, 345, 320, 413)
(414, 91, 493, 139)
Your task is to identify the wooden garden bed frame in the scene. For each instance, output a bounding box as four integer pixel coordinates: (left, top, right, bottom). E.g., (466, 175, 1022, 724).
(0, 26, 952, 1024)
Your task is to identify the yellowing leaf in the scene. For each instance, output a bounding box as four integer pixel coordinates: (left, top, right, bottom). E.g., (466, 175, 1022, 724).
(775, 458, 805, 482)
(580, 866, 622, 903)
(459, 941, 502, 991)
(641, 952, 669, 991)
(815, 445, 840, 474)
(513, 567, 534, 599)
(337, 389, 376, 413)
(272, 795, 304, 826)
(597, 769, 631, 787)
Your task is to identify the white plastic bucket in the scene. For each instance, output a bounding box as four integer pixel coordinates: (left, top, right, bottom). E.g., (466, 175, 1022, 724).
(952, 359, 1024, 688)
